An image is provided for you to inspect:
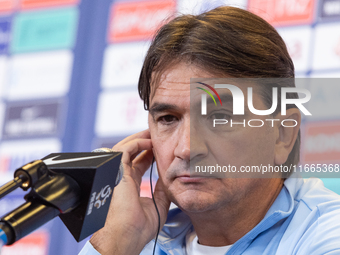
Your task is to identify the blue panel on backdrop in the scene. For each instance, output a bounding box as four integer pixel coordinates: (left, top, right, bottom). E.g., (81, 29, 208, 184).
(0, 19, 10, 54)
(318, 0, 340, 21)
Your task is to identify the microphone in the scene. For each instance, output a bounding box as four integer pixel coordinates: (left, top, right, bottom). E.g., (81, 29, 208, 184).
(0, 148, 122, 245)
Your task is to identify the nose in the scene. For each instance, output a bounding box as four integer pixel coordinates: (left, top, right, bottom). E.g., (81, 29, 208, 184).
(174, 117, 190, 161)
(174, 116, 208, 161)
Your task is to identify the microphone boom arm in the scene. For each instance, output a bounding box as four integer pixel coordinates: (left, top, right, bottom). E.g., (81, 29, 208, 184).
(0, 171, 81, 245)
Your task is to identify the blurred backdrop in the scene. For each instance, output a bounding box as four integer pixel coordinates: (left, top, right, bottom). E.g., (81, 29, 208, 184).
(0, 0, 339, 254)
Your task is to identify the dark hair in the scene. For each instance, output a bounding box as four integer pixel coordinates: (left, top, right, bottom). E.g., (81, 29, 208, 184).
(138, 6, 300, 173)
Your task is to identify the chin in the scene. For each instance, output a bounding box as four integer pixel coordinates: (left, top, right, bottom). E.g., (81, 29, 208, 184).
(172, 191, 217, 213)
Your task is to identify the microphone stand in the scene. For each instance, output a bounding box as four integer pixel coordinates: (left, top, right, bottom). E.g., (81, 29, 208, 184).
(0, 150, 122, 245)
(0, 170, 81, 245)
(0, 160, 49, 200)
(0, 228, 5, 254)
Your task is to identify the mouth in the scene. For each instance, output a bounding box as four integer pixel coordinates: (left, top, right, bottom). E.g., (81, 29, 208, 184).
(175, 174, 207, 183)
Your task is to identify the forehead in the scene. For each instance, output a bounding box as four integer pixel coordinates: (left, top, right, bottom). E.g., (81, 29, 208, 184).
(149, 63, 265, 110)
(150, 63, 219, 103)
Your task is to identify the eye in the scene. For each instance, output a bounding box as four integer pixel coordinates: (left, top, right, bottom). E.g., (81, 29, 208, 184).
(158, 115, 178, 125)
(208, 112, 230, 120)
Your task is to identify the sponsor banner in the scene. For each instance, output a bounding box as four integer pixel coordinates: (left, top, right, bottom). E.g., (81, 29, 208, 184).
(304, 78, 340, 120)
(0, 56, 7, 97)
(295, 72, 309, 78)
(318, 0, 340, 21)
(107, 0, 176, 43)
(91, 137, 125, 151)
(11, 8, 78, 53)
(140, 179, 157, 198)
(277, 26, 312, 73)
(0, 138, 61, 180)
(140, 180, 151, 198)
(0, 102, 4, 139)
(295, 78, 310, 122)
(177, 0, 248, 14)
(101, 42, 150, 88)
(312, 22, 340, 70)
(320, 178, 340, 195)
(95, 91, 148, 137)
(1, 231, 50, 255)
(20, 0, 80, 10)
(310, 70, 340, 77)
(301, 121, 340, 164)
(0, 0, 15, 13)
(0, 195, 25, 217)
(3, 100, 64, 139)
(248, 0, 315, 26)
(0, 19, 11, 54)
(6, 50, 73, 100)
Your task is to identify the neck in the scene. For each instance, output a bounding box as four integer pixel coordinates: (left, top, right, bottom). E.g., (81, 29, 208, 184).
(186, 178, 284, 246)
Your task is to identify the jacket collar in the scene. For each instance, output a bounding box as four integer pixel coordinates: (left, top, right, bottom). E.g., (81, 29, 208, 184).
(157, 175, 304, 254)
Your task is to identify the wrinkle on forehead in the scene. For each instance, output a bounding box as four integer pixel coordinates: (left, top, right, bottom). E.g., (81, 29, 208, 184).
(155, 86, 190, 94)
(150, 62, 220, 101)
(152, 86, 191, 104)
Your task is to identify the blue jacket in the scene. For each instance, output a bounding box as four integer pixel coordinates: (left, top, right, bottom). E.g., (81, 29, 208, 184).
(79, 176, 340, 255)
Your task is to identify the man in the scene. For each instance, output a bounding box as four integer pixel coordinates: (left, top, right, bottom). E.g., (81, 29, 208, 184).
(80, 6, 340, 255)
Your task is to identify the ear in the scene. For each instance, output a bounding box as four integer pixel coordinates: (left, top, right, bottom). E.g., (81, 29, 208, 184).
(274, 108, 301, 165)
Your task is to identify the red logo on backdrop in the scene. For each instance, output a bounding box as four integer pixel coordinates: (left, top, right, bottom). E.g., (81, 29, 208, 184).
(20, 0, 79, 9)
(0, 0, 15, 13)
(248, 0, 315, 26)
(0, 156, 10, 174)
(140, 179, 153, 198)
(1, 231, 49, 255)
(302, 121, 340, 164)
(107, 0, 176, 43)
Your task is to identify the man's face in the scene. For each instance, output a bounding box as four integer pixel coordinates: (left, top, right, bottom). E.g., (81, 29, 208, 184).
(148, 62, 282, 213)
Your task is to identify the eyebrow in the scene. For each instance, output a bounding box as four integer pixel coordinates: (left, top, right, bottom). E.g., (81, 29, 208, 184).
(206, 93, 234, 105)
(149, 94, 235, 116)
(149, 103, 180, 116)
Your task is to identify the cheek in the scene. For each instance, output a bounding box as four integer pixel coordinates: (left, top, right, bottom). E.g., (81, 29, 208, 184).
(148, 116, 176, 176)
(153, 139, 172, 170)
(238, 126, 276, 165)
(207, 125, 276, 166)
